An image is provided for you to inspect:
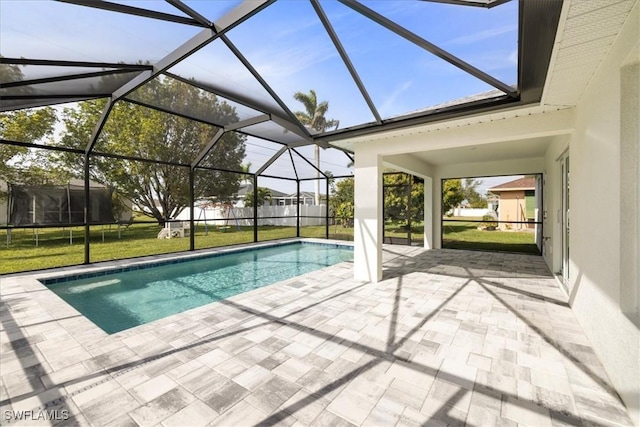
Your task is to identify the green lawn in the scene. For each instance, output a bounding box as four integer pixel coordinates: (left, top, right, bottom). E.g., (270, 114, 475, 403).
(442, 218, 539, 254)
(0, 223, 354, 274)
(1, 218, 538, 274)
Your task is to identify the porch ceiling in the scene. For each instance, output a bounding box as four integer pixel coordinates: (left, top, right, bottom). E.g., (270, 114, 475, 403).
(410, 135, 552, 167)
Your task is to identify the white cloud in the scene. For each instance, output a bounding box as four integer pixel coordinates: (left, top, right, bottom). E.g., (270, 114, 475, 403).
(379, 80, 413, 117)
(446, 24, 517, 45)
(249, 41, 338, 80)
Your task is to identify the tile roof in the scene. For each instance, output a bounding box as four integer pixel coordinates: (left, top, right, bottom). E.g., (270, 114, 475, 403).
(488, 176, 536, 191)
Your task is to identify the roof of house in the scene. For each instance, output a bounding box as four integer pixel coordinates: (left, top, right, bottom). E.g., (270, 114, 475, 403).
(488, 177, 536, 192)
(283, 191, 325, 199)
(236, 183, 288, 198)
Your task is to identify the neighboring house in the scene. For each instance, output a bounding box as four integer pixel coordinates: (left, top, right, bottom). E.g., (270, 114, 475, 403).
(233, 182, 287, 208)
(487, 177, 537, 230)
(275, 191, 324, 206)
(233, 182, 324, 207)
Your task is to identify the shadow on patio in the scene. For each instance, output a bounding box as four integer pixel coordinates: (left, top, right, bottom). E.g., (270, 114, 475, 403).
(0, 246, 633, 426)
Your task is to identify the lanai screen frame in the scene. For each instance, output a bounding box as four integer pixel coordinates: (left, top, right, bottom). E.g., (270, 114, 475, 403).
(0, 0, 562, 269)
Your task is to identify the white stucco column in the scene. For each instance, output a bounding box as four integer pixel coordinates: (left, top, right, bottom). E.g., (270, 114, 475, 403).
(423, 176, 433, 249)
(354, 148, 382, 282)
(432, 177, 442, 249)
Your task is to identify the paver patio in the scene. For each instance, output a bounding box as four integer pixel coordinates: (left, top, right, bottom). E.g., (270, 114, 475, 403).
(0, 243, 634, 426)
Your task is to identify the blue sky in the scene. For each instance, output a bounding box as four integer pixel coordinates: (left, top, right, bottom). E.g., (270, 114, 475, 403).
(1, 0, 518, 193)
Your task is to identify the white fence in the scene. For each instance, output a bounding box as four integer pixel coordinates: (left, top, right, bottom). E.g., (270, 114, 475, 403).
(176, 205, 328, 227)
(449, 208, 492, 217)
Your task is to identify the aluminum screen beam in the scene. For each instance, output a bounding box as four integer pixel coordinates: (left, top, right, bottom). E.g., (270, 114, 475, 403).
(1, 69, 143, 89)
(221, 35, 312, 140)
(289, 149, 299, 180)
(287, 139, 324, 148)
(166, 0, 212, 27)
(311, 0, 382, 124)
(0, 94, 111, 100)
(340, 0, 517, 97)
(191, 114, 270, 171)
(163, 71, 278, 120)
(320, 94, 516, 142)
(162, 72, 325, 144)
(0, 97, 100, 113)
(123, 98, 223, 128)
(110, 1, 273, 104)
(255, 145, 288, 176)
(215, 0, 275, 33)
(0, 138, 84, 155)
(55, 0, 202, 26)
(85, 99, 115, 154)
(192, 128, 225, 168)
(224, 114, 270, 132)
(422, 0, 511, 8)
(0, 57, 152, 70)
(291, 147, 328, 178)
(112, 29, 214, 100)
(270, 115, 313, 143)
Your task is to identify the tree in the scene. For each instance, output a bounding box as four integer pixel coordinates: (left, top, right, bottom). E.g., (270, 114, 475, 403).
(383, 173, 424, 226)
(462, 177, 486, 208)
(0, 108, 59, 185)
(329, 178, 354, 227)
(293, 89, 339, 132)
(244, 187, 272, 207)
(0, 63, 59, 186)
(442, 179, 464, 215)
(293, 89, 339, 205)
(56, 76, 246, 224)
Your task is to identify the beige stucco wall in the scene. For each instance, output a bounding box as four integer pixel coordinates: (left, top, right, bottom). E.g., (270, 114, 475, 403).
(494, 190, 533, 230)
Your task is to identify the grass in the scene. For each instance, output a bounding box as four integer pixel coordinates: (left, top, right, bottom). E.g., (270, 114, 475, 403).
(384, 222, 425, 244)
(1, 218, 539, 274)
(0, 223, 355, 274)
(442, 217, 539, 254)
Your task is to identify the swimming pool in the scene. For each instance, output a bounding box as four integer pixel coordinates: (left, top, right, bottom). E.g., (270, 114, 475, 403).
(44, 242, 353, 334)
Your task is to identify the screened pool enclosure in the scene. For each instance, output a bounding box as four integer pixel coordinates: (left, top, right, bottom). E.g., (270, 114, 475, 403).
(0, 0, 561, 272)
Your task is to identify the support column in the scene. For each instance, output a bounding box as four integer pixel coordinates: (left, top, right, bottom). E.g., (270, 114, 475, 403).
(354, 149, 382, 282)
(296, 180, 300, 238)
(83, 154, 90, 264)
(423, 176, 433, 249)
(620, 58, 639, 325)
(189, 167, 195, 251)
(432, 177, 442, 249)
(253, 174, 258, 242)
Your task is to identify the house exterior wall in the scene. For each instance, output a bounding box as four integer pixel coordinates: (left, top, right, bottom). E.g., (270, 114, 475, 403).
(352, 4, 639, 419)
(494, 190, 534, 230)
(543, 2, 639, 423)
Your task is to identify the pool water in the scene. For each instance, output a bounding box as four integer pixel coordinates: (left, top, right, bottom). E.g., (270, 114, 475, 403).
(47, 242, 353, 334)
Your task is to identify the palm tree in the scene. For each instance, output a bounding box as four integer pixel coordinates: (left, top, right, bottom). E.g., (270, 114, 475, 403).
(293, 89, 339, 205)
(244, 187, 272, 207)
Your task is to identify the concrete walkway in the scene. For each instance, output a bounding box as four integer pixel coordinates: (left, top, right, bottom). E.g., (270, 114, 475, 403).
(0, 244, 634, 426)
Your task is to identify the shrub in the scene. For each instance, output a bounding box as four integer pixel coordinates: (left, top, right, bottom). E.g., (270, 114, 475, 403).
(482, 214, 498, 230)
